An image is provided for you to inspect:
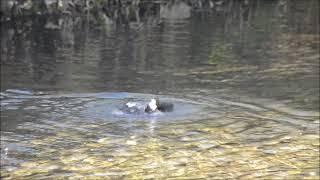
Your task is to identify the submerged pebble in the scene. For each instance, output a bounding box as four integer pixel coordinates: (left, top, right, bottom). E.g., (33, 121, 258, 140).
(126, 140, 137, 146)
(0, 93, 318, 179)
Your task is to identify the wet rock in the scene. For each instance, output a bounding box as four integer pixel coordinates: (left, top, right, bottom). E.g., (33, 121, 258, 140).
(45, 21, 61, 30)
(160, 1, 191, 19)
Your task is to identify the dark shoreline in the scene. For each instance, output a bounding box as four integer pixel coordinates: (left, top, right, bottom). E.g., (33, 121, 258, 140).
(1, 0, 220, 23)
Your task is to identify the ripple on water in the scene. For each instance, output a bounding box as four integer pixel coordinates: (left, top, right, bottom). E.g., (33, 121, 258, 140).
(0, 90, 319, 179)
(82, 96, 206, 122)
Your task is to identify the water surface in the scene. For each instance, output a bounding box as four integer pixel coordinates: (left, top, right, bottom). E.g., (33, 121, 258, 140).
(1, 0, 319, 179)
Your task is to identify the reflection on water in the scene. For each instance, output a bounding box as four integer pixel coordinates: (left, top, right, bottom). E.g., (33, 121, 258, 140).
(1, 0, 319, 179)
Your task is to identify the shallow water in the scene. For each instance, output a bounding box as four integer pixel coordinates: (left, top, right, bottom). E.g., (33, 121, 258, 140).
(1, 0, 319, 179)
(1, 90, 319, 179)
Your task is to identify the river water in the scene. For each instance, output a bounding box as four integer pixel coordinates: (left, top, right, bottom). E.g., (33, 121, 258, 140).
(1, 0, 319, 179)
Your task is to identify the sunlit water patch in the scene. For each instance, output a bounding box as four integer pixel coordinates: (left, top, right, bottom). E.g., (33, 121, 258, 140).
(1, 89, 319, 179)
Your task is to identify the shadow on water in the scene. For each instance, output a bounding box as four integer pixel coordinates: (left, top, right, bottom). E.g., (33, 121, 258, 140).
(1, 0, 319, 179)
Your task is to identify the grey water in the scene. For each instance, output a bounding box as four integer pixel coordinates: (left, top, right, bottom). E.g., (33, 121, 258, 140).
(1, 0, 319, 179)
